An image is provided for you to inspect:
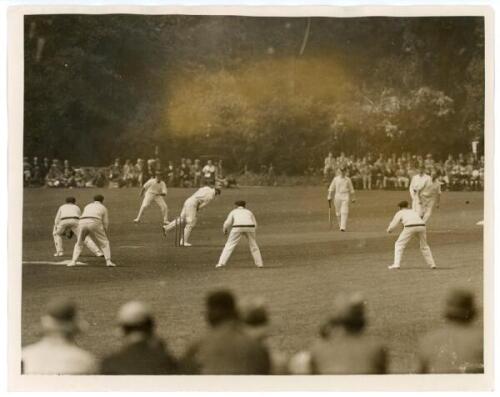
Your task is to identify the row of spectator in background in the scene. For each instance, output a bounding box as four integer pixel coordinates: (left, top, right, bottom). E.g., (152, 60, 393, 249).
(21, 287, 483, 375)
(321, 152, 484, 191)
(23, 157, 233, 189)
(23, 152, 485, 191)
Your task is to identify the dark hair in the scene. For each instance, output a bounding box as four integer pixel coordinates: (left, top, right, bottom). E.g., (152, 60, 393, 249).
(122, 318, 154, 336)
(398, 200, 409, 209)
(235, 200, 246, 207)
(65, 197, 76, 204)
(206, 290, 238, 326)
(94, 194, 104, 202)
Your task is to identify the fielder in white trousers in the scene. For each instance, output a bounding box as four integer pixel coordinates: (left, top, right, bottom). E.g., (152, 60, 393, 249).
(68, 195, 116, 267)
(216, 201, 263, 268)
(134, 175, 169, 224)
(52, 198, 102, 257)
(387, 201, 436, 270)
(327, 169, 355, 231)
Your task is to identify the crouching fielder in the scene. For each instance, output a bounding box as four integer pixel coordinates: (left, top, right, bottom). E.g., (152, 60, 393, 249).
(53, 197, 102, 257)
(327, 168, 355, 232)
(387, 201, 436, 270)
(134, 173, 168, 225)
(216, 201, 263, 268)
(163, 186, 221, 246)
(67, 194, 116, 267)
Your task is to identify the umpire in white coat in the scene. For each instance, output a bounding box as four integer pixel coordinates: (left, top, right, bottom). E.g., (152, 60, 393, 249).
(216, 201, 263, 269)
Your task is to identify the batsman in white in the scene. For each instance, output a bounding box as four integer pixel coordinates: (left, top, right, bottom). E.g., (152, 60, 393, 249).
(327, 168, 356, 232)
(216, 200, 263, 269)
(133, 172, 168, 225)
(419, 172, 442, 223)
(386, 200, 436, 270)
(53, 197, 103, 257)
(409, 166, 432, 217)
(67, 194, 116, 267)
(162, 185, 221, 246)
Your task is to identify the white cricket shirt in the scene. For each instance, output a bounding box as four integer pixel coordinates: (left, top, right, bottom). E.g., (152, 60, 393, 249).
(188, 186, 216, 209)
(81, 201, 109, 229)
(327, 176, 355, 199)
(143, 178, 167, 195)
(409, 174, 432, 195)
(54, 203, 81, 224)
(387, 209, 425, 232)
(223, 207, 257, 232)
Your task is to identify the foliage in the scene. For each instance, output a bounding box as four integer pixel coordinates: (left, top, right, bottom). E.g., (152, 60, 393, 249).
(24, 15, 485, 172)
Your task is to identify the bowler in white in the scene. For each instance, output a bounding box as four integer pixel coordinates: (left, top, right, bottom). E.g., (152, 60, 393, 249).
(216, 200, 263, 268)
(387, 200, 436, 270)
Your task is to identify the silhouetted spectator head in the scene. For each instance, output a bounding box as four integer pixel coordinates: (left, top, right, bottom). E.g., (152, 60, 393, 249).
(117, 301, 154, 336)
(240, 297, 269, 340)
(65, 197, 76, 204)
(94, 194, 104, 203)
(235, 200, 246, 208)
(330, 292, 366, 334)
(445, 288, 476, 323)
(40, 298, 86, 337)
(215, 188, 222, 196)
(206, 290, 238, 327)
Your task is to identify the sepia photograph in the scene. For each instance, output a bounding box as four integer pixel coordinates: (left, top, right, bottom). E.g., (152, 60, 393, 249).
(7, 3, 493, 392)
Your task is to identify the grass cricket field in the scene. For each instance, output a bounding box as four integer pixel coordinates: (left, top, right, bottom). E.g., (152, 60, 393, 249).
(21, 186, 484, 373)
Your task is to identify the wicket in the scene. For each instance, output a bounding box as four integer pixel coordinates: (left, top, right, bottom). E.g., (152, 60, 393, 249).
(174, 217, 186, 247)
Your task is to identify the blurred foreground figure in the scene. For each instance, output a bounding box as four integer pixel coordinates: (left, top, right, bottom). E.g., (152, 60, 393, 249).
(182, 290, 270, 374)
(100, 301, 177, 374)
(308, 293, 388, 374)
(21, 298, 97, 374)
(417, 288, 483, 373)
(239, 297, 288, 374)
